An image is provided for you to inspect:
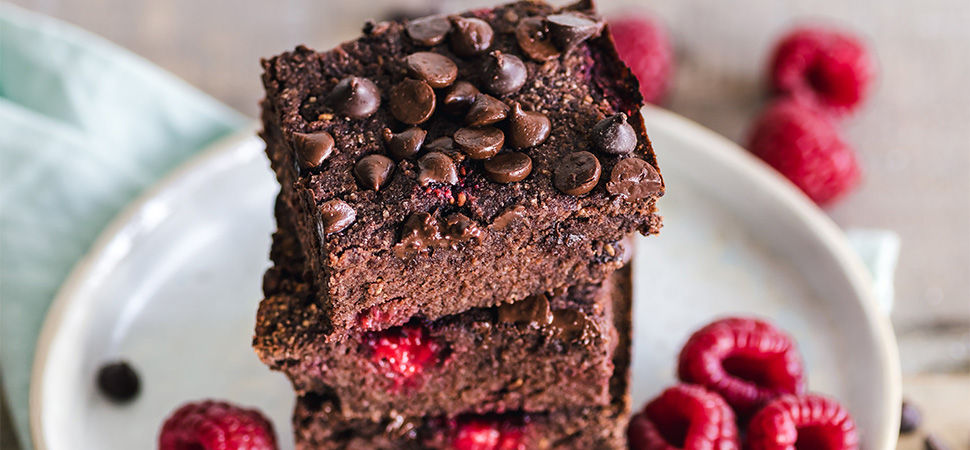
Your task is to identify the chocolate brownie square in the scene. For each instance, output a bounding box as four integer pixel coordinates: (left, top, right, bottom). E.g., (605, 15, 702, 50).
(259, 0, 663, 338)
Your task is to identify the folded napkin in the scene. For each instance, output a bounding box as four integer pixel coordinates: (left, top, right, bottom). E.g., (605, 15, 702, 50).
(0, 5, 900, 449)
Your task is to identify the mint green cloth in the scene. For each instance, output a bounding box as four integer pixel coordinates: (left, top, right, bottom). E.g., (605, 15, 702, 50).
(0, 5, 247, 447)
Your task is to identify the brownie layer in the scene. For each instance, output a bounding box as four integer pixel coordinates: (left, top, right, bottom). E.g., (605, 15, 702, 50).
(255, 202, 623, 420)
(259, 0, 663, 338)
(290, 264, 632, 450)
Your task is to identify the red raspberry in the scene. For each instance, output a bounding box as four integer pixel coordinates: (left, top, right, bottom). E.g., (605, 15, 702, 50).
(747, 394, 859, 450)
(158, 400, 277, 450)
(769, 26, 874, 116)
(364, 322, 442, 385)
(677, 317, 805, 418)
(627, 384, 739, 450)
(747, 100, 860, 206)
(451, 416, 525, 450)
(609, 15, 674, 104)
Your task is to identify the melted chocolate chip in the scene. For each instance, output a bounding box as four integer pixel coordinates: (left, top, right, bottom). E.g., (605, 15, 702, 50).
(291, 131, 335, 169)
(484, 152, 532, 183)
(507, 103, 551, 149)
(395, 211, 440, 257)
(442, 81, 480, 115)
(515, 16, 560, 61)
(405, 15, 451, 46)
(327, 76, 381, 119)
(383, 127, 427, 159)
(591, 113, 637, 155)
(549, 309, 597, 343)
(606, 157, 662, 200)
(417, 151, 459, 186)
(482, 51, 527, 96)
(454, 127, 504, 159)
(96, 361, 140, 403)
(442, 213, 483, 243)
(498, 294, 554, 327)
(554, 151, 601, 196)
(319, 199, 356, 234)
(449, 16, 494, 56)
(354, 154, 395, 191)
(465, 93, 509, 127)
(491, 205, 526, 230)
(405, 52, 458, 88)
(545, 12, 603, 52)
(389, 79, 436, 125)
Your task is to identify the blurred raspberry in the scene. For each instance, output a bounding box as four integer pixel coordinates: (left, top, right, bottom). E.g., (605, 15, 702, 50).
(627, 384, 739, 450)
(747, 394, 859, 450)
(159, 400, 277, 450)
(609, 15, 674, 104)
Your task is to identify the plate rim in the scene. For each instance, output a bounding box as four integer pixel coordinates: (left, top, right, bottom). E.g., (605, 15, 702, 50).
(29, 108, 901, 449)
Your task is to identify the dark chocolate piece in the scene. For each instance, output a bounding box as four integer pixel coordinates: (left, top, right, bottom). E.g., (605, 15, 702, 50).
(327, 76, 380, 119)
(449, 16, 494, 56)
(291, 131, 335, 169)
(482, 51, 527, 96)
(484, 152, 532, 183)
(606, 157, 662, 200)
(554, 151, 601, 196)
(319, 200, 355, 234)
(465, 93, 509, 127)
(406, 15, 451, 46)
(405, 52, 458, 88)
(389, 79, 436, 124)
(507, 103, 551, 149)
(96, 361, 140, 403)
(354, 154, 395, 191)
(417, 152, 459, 186)
(592, 113, 637, 155)
(383, 127, 426, 160)
(454, 127, 504, 159)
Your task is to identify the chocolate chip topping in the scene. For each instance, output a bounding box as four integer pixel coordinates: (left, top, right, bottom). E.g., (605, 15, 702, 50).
(507, 103, 551, 149)
(291, 131, 335, 169)
(606, 157, 662, 200)
(394, 211, 482, 257)
(554, 151, 601, 196)
(442, 213, 483, 242)
(327, 76, 381, 119)
(482, 50, 527, 96)
(425, 136, 455, 152)
(591, 113, 637, 155)
(417, 151, 459, 186)
(498, 294, 554, 327)
(515, 17, 560, 61)
(442, 81, 480, 114)
(405, 52, 458, 88)
(382, 127, 427, 159)
(545, 12, 603, 52)
(454, 127, 504, 159)
(96, 361, 140, 403)
(405, 15, 452, 46)
(549, 308, 597, 343)
(389, 79, 436, 125)
(449, 16, 494, 56)
(319, 199, 356, 234)
(465, 93, 509, 127)
(490, 204, 526, 230)
(484, 152, 532, 183)
(354, 154, 395, 191)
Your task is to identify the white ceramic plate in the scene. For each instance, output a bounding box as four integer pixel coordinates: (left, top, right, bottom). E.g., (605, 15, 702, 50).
(31, 107, 900, 450)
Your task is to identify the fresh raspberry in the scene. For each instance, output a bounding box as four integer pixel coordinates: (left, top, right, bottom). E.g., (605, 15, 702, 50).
(747, 100, 860, 206)
(609, 15, 674, 104)
(677, 317, 805, 418)
(747, 394, 859, 450)
(769, 26, 874, 116)
(158, 400, 277, 450)
(451, 416, 525, 450)
(627, 384, 739, 450)
(363, 322, 441, 385)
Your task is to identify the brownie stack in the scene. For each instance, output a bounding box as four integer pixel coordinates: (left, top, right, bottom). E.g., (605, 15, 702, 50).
(253, 1, 664, 448)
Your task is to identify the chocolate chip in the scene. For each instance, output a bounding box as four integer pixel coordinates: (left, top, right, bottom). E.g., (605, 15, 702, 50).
(491, 205, 526, 230)
(498, 294, 554, 327)
(405, 15, 451, 46)
(327, 76, 381, 119)
(554, 151, 601, 196)
(389, 79, 436, 125)
(507, 103, 551, 149)
(425, 136, 455, 152)
(465, 93, 509, 127)
(417, 151, 458, 186)
(319, 199, 355, 234)
(396, 211, 440, 256)
(405, 52, 458, 88)
(382, 127, 426, 159)
(291, 131, 335, 169)
(924, 434, 951, 450)
(515, 17, 560, 61)
(96, 361, 140, 403)
(442, 213, 483, 243)
(354, 154, 395, 191)
(442, 81, 480, 114)
(592, 113, 637, 155)
(482, 51, 527, 96)
(545, 12, 603, 52)
(484, 152, 532, 183)
(449, 16, 494, 56)
(549, 309, 597, 343)
(606, 157, 662, 200)
(454, 127, 504, 159)
(899, 400, 922, 434)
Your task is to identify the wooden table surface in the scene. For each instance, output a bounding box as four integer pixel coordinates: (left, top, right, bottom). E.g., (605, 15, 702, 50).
(6, 0, 970, 447)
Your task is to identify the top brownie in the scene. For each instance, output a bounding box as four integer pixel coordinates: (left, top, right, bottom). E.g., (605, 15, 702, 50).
(260, 0, 663, 337)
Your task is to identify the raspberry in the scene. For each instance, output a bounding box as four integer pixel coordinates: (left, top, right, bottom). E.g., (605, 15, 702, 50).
(747, 100, 860, 206)
(677, 317, 805, 418)
(769, 26, 874, 116)
(363, 322, 442, 386)
(451, 417, 525, 450)
(747, 394, 859, 450)
(158, 400, 277, 450)
(627, 384, 739, 450)
(609, 15, 674, 104)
